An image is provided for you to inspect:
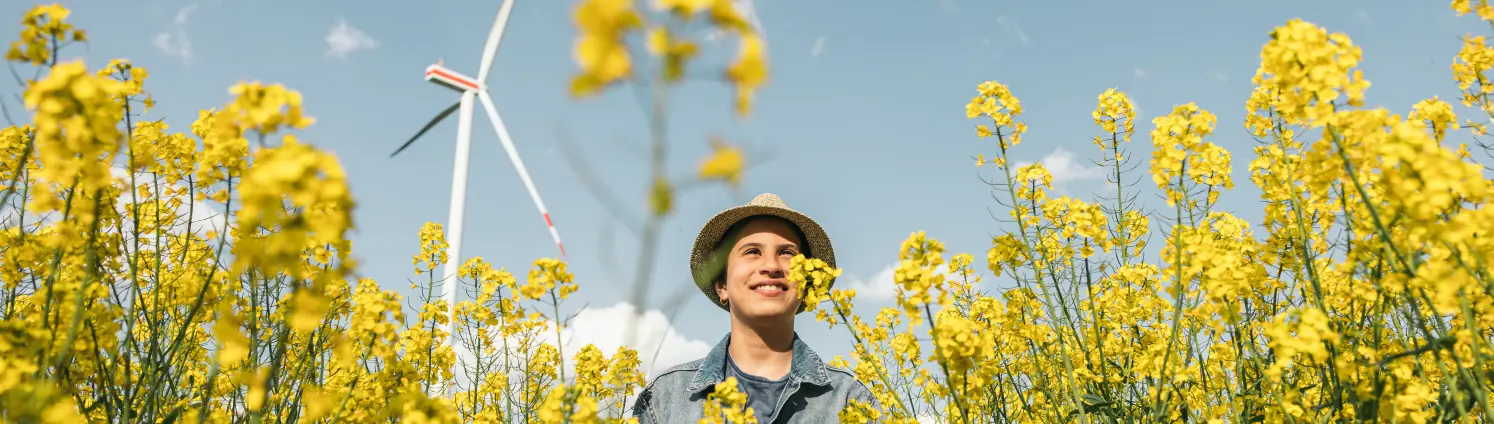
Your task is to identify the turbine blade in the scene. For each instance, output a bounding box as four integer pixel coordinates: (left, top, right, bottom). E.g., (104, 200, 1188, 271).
(476, 91, 567, 257)
(391, 101, 462, 158)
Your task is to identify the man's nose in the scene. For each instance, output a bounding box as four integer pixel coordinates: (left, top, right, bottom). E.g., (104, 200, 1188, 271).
(761, 258, 786, 276)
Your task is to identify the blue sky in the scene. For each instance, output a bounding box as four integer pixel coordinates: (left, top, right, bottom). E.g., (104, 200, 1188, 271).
(4, 0, 1487, 377)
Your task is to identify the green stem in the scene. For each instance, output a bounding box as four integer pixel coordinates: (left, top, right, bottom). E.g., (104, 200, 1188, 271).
(991, 127, 1090, 424)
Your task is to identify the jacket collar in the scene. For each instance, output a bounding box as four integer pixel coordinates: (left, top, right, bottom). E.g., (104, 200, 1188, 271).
(687, 332, 832, 393)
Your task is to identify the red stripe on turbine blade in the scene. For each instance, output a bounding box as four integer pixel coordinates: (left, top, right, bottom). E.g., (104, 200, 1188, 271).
(430, 68, 479, 90)
(558, 242, 567, 257)
(544, 213, 553, 227)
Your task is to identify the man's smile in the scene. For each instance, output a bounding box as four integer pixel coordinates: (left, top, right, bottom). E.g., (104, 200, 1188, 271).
(749, 280, 790, 297)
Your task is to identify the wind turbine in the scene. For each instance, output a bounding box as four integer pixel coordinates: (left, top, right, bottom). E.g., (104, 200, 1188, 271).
(391, 0, 566, 355)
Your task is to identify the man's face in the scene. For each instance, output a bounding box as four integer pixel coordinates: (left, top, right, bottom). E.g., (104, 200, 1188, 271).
(715, 217, 804, 321)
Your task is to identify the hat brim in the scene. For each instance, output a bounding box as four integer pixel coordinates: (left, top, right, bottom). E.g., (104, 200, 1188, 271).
(689, 205, 836, 314)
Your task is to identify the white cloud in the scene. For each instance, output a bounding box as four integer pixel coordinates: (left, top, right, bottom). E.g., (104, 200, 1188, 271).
(152, 4, 196, 61)
(839, 262, 958, 303)
(451, 301, 712, 386)
(171, 4, 196, 24)
(1210, 69, 1227, 82)
(1133, 68, 1146, 79)
(152, 33, 191, 59)
(550, 302, 714, 377)
(109, 167, 226, 239)
(3, 167, 224, 237)
(325, 19, 380, 60)
(843, 264, 899, 301)
(0, 166, 228, 297)
(809, 36, 826, 57)
(995, 15, 1029, 44)
(1013, 147, 1106, 189)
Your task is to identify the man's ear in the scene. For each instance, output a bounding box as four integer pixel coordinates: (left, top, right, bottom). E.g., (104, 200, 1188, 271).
(714, 280, 728, 303)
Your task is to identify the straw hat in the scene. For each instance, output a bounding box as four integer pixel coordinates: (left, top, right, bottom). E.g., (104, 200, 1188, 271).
(689, 193, 836, 313)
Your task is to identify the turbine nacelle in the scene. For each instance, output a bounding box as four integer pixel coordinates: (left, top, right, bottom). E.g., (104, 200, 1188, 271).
(424, 64, 483, 93)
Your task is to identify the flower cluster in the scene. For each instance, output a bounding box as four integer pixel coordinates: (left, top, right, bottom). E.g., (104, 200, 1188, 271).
(788, 253, 841, 315)
(570, 0, 763, 115)
(700, 377, 757, 424)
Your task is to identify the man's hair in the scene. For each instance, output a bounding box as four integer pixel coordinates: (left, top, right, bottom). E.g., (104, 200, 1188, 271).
(711, 214, 810, 288)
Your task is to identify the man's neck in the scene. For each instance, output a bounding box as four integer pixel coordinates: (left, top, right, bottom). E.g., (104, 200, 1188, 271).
(727, 317, 795, 380)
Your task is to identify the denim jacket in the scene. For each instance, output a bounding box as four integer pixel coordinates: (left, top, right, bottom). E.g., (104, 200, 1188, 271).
(630, 333, 879, 423)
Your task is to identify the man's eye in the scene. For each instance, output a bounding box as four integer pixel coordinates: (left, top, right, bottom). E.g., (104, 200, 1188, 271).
(743, 248, 760, 255)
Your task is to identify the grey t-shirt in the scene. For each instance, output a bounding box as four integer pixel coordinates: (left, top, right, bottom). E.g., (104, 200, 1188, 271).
(725, 354, 791, 423)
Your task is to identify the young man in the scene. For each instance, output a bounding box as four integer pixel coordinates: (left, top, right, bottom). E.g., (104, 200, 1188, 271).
(630, 193, 878, 423)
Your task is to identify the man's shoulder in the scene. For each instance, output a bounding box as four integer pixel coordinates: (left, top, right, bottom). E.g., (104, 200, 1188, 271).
(640, 358, 706, 394)
(631, 358, 708, 422)
(822, 361, 879, 410)
(823, 362, 872, 392)
(824, 362, 855, 377)
(656, 358, 707, 380)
